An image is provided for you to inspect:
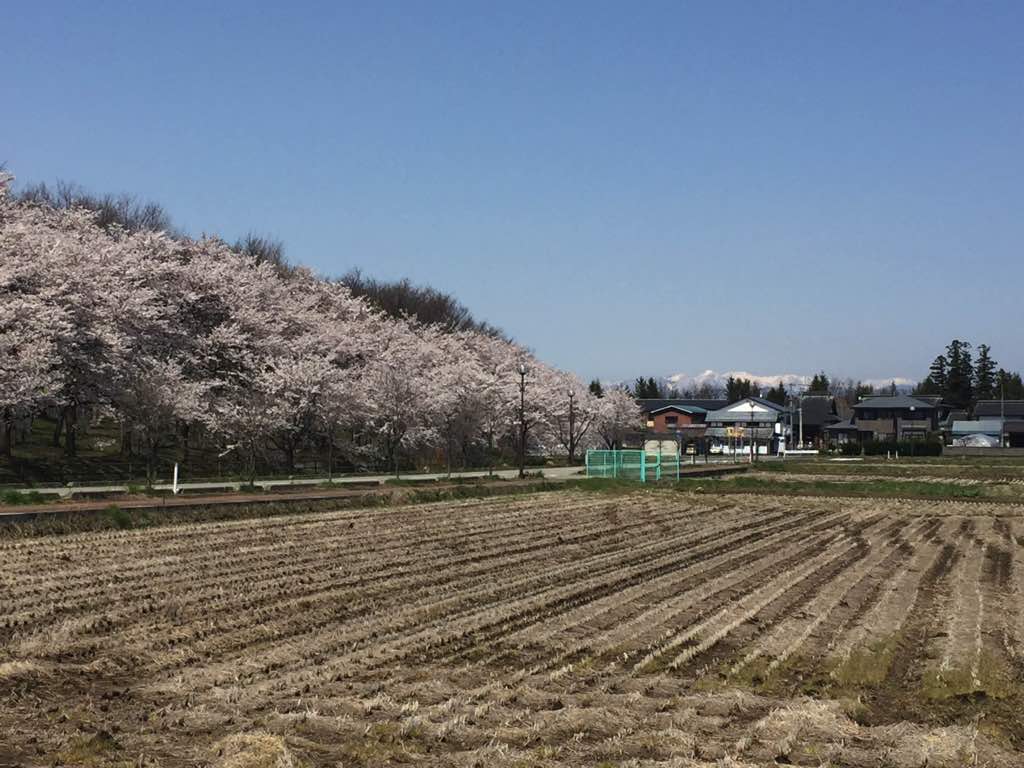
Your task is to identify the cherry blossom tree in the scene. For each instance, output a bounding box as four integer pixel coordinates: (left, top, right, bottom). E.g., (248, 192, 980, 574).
(0, 175, 68, 454)
(594, 387, 642, 449)
(432, 330, 490, 476)
(0, 186, 139, 456)
(1, 167, 608, 481)
(115, 358, 209, 485)
(544, 373, 598, 464)
(360, 318, 446, 476)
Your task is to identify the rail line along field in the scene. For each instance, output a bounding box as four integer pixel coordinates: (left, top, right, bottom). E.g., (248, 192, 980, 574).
(3, 489, 1024, 766)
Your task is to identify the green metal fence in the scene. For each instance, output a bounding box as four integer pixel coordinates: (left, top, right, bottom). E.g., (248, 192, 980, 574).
(585, 449, 680, 482)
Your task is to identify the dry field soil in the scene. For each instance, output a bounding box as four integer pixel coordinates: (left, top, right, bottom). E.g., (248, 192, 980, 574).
(3, 489, 1024, 766)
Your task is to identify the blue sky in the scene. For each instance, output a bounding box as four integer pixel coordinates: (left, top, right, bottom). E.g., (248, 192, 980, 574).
(4, 1, 1022, 383)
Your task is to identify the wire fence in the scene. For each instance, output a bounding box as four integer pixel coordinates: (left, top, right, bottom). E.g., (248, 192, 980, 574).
(585, 449, 681, 482)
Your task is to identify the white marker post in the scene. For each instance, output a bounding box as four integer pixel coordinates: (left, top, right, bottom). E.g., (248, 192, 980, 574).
(172, 463, 179, 495)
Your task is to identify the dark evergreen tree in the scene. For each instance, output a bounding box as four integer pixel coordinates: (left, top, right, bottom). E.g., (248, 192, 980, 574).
(726, 376, 753, 402)
(765, 380, 787, 406)
(632, 377, 665, 399)
(974, 344, 997, 402)
(929, 355, 948, 393)
(807, 371, 830, 394)
(915, 355, 948, 396)
(854, 382, 875, 401)
(588, 379, 604, 398)
(996, 369, 1024, 400)
(944, 339, 974, 407)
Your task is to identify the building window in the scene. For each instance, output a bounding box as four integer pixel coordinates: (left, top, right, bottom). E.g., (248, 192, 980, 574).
(665, 415, 678, 427)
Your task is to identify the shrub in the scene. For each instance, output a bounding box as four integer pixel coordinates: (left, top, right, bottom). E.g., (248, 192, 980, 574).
(103, 505, 133, 529)
(0, 490, 45, 506)
(854, 438, 943, 457)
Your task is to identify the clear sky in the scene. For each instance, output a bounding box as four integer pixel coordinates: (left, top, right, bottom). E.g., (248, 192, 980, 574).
(5, 1, 1022, 383)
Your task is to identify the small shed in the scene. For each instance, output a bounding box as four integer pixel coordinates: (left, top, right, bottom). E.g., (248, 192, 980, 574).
(951, 420, 1003, 447)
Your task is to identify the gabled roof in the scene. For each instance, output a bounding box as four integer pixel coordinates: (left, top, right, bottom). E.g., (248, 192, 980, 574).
(637, 398, 728, 414)
(852, 395, 936, 411)
(740, 396, 786, 412)
(648, 404, 707, 415)
(705, 396, 786, 422)
(975, 400, 1024, 418)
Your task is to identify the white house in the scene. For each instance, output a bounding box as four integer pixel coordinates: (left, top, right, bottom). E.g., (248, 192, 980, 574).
(704, 397, 787, 455)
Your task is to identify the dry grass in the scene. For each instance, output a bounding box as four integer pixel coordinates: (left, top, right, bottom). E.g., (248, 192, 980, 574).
(212, 733, 296, 768)
(2, 488, 1024, 766)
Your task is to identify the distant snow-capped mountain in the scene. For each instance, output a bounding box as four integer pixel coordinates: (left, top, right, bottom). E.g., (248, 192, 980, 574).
(664, 370, 916, 394)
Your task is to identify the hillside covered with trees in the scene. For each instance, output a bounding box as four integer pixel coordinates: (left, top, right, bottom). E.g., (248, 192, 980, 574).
(0, 172, 640, 484)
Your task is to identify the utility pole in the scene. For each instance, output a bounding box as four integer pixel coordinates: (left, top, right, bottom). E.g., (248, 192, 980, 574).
(517, 363, 528, 479)
(567, 389, 576, 464)
(1002, 380, 1007, 447)
(798, 395, 804, 448)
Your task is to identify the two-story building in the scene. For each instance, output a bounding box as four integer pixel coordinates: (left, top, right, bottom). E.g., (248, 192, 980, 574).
(632, 398, 728, 453)
(851, 395, 939, 441)
(704, 396, 787, 455)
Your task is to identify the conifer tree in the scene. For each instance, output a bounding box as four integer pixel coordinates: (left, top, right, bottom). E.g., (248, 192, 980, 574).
(944, 340, 974, 407)
(974, 344, 997, 402)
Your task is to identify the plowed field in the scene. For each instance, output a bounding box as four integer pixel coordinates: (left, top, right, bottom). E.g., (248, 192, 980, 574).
(3, 489, 1023, 766)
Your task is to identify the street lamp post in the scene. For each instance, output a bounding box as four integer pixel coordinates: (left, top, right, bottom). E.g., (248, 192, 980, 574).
(517, 363, 528, 479)
(567, 389, 576, 465)
(749, 400, 756, 463)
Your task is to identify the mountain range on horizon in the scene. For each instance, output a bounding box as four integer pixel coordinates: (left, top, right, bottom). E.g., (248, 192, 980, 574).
(644, 369, 917, 395)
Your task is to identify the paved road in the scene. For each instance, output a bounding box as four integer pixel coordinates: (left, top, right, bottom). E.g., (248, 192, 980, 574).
(8, 465, 587, 499)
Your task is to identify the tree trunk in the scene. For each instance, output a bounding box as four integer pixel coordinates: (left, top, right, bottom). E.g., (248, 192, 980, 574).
(52, 410, 64, 448)
(64, 405, 78, 458)
(285, 442, 296, 474)
(249, 443, 257, 487)
(446, 421, 452, 479)
(181, 422, 191, 473)
(327, 435, 334, 482)
(146, 436, 157, 489)
(1, 414, 12, 459)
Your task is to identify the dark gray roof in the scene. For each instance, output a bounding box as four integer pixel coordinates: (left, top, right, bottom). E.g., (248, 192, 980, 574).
(637, 398, 728, 414)
(737, 396, 786, 412)
(975, 400, 1024, 418)
(825, 419, 857, 431)
(853, 395, 936, 411)
(792, 395, 838, 427)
